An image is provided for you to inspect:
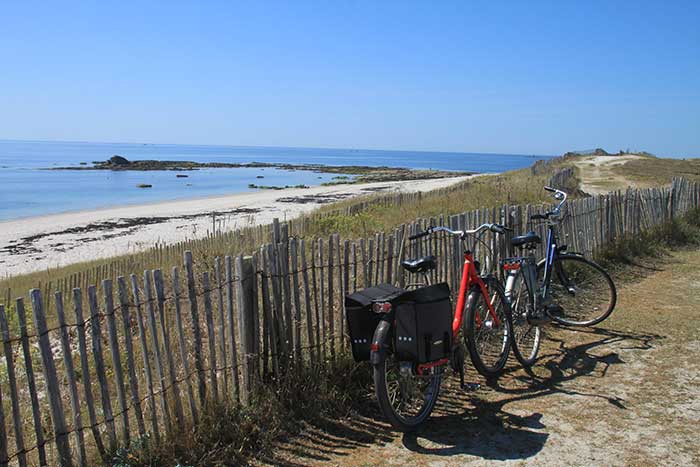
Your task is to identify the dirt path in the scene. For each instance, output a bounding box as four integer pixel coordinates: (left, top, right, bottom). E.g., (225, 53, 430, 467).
(267, 248, 700, 467)
(572, 154, 644, 195)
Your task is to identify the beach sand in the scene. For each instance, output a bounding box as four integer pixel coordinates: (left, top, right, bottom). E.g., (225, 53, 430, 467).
(0, 176, 473, 277)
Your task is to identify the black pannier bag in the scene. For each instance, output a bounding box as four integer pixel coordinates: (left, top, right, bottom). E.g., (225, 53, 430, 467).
(345, 283, 405, 362)
(395, 282, 452, 363)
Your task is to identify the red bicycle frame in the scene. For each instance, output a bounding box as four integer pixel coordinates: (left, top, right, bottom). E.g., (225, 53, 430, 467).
(451, 250, 500, 341)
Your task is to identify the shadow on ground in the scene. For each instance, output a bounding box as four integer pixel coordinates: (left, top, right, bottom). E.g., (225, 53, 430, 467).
(261, 326, 663, 466)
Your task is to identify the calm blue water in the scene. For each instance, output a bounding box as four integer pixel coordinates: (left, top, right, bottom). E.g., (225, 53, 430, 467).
(0, 140, 553, 221)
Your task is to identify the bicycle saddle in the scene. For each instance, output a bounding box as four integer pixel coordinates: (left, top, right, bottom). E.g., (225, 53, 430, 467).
(401, 255, 437, 273)
(510, 231, 542, 248)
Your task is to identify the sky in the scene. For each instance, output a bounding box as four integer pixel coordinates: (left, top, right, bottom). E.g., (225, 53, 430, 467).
(1, 1, 698, 157)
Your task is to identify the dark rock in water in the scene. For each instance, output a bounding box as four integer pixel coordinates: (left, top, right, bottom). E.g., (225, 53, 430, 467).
(109, 155, 130, 165)
(136, 183, 152, 188)
(176, 174, 189, 178)
(256, 175, 264, 178)
(80, 162, 88, 165)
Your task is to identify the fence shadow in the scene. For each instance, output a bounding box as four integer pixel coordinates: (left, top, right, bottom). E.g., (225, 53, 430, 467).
(398, 326, 663, 461)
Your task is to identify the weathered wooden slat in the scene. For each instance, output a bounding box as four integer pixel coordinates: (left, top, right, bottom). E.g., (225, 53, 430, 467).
(202, 272, 219, 403)
(54, 292, 87, 467)
(184, 251, 207, 407)
(102, 280, 130, 444)
(289, 238, 303, 363)
(311, 239, 322, 363)
(327, 235, 335, 362)
(71, 290, 106, 460)
(300, 239, 315, 365)
(0, 305, 24, 467)
(143, 271, 173, 434)
(235, 255, 256, 404)
(225, 257, 241, 402)
(87, 285, 117, 452)
(117, 277, 146, 437)
(171, 267, 199, 421)
(278, 241, 294, 359)
(153, 269, 184, 424)
(214, 258, 229, 397)
(130, 274, 160, 445)
(259, 247, 278, 376)
(30, 290, 74, 467)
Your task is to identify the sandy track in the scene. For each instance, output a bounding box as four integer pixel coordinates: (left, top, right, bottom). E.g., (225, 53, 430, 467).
(0, 176, 472, 277)
(265, 249, 700, 467)
(572, 154, 643, 195)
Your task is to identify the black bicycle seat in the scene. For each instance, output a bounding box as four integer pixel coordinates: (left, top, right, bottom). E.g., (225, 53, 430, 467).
(510, 232, 542, 248)
(401, 255, 437, 273)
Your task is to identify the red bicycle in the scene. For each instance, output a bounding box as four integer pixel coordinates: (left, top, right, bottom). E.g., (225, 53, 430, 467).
(370, 223, 513, 431)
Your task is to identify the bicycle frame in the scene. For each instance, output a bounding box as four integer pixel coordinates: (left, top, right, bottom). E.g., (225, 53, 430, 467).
(452, 250, 500, 341)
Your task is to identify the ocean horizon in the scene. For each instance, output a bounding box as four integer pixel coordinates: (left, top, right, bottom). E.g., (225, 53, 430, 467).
(0, 139, 554, 221)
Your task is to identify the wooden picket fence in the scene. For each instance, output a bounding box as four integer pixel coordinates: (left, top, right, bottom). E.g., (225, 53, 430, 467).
(0, 177, 698, 467)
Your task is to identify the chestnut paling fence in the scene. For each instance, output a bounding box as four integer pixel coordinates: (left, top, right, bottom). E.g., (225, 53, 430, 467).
(0, 177, 698, 467)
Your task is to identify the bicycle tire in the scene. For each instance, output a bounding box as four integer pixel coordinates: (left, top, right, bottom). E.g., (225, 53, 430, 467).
(506, 269, 542, 367)
(464, 276, 512, 378)
(373, 353, 442, 431)
(540, 254, 617, 326)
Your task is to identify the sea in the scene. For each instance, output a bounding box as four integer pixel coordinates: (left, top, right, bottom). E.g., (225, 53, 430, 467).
(0, 139, 554, 221)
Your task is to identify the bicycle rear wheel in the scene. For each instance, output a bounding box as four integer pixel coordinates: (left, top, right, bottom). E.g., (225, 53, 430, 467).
(373, 353, 442, 431)
(541, 255, 617, 326)
(507, 270, 542, 367)
(465, 276, 512, 378)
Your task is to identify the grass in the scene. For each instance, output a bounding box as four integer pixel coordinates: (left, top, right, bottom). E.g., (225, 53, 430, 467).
(610, 156, 700, 186)
(104, 358, 373, 467)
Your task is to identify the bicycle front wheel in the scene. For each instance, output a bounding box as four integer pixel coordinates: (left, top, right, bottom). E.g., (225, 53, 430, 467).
(465, 276, 512, 378)
(542, 255, 617, 326)
(373, 353, 442, 431)
(507, 270, 542, 367)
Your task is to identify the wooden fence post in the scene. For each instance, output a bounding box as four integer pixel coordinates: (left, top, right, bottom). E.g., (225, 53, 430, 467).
(129, 274, 160, 445)
(0, 306, 12, 467)
(30, 290, 74, 467)
(0, 305, 27, 467)
(225, 257, 241, 402)
(87, 285, 117, 452)
(171, 267, 199, 422)
(202, 272, 219, 404)
(71, 290, 107, 460)
(153, 270, 184, 424)
(102, 280, 130, 444)
(143, 271, 172, 434)
(117, 277, 146, 438)
(184, 251, 207, 407)
(54, 292, 87, 467)
(235, 256, 256, 404)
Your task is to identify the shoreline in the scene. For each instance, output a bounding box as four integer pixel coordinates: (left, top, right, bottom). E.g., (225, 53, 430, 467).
(0, 175, 475, 277)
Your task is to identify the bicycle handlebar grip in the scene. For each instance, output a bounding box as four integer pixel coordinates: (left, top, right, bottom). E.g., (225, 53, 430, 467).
(543, 186, 557, 193)
(409, 230, 429, 241)
(530, 213, 548, 220)
(490, 224, 508, 234)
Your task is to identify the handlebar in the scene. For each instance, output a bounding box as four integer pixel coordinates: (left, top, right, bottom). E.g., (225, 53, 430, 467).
(408, 223, 511, 241)
(530, 186, 568, 221)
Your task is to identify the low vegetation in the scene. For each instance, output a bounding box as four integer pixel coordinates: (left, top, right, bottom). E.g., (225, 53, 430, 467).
(106, 359, 373, 467)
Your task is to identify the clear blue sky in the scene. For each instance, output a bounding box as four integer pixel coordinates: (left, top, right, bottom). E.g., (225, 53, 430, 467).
(1, 1, 698, 157)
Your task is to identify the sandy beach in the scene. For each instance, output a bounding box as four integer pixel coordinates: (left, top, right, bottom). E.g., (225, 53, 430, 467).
(0, 175, 472, 277)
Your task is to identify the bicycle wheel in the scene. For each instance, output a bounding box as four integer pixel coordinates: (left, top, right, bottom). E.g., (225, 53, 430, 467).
(465, 276, 512, 378)
(373, 353, 442, 431)
(506, 270, 542, 367)
(541, 254, 617, 326)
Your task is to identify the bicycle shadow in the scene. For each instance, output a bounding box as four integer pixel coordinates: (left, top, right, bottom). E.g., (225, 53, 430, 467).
(401, 326, 663, 460)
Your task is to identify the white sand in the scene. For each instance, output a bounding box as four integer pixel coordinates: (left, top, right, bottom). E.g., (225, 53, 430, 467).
(0, 176, 473, 277)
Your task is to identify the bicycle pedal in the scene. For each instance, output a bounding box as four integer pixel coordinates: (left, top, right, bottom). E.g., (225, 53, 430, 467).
(461, 382, 481, 392)
(545, 303, 564, 318)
